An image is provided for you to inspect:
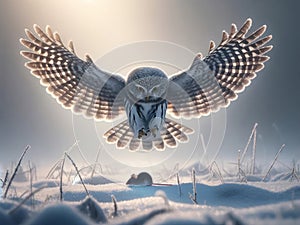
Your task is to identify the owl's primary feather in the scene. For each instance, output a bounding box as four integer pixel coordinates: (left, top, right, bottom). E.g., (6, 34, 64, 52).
(20, 18, 272, 151)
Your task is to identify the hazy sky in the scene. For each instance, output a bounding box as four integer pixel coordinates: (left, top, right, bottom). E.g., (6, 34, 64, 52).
(0, 0, 299, 179)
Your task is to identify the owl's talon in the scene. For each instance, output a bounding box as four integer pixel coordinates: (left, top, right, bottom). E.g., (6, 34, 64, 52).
(138, 129, 145, 139)
(151, 127, 158, 138)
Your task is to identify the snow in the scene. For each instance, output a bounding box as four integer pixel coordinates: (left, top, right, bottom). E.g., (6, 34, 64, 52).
(1, 163, 300, 225)
(24, 204, 93, 225)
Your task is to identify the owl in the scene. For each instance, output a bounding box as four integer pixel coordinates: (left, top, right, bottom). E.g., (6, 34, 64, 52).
(20, 18, 272, 151)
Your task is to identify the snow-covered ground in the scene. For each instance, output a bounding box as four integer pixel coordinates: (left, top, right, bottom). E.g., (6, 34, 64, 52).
(1, 162, 300, 225)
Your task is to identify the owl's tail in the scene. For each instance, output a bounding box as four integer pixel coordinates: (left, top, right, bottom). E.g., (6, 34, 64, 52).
(103, 118, 193, 151)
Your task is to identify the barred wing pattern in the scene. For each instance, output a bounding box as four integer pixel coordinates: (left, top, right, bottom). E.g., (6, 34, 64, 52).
(20, 25, 125, 121)
(104, 118, 193, 151)
(167, 19, 272, 118)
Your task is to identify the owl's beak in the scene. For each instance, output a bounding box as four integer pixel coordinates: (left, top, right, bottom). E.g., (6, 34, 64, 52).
(145, 96, 150, 102)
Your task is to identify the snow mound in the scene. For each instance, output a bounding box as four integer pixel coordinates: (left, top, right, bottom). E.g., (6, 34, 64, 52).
(75, 175, 114, 185)
(25, 204, 93, 225)
(58, 182, 300, 208)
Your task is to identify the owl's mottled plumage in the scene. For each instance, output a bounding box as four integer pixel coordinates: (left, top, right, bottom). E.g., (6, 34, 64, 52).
(20, 18, 272, 151)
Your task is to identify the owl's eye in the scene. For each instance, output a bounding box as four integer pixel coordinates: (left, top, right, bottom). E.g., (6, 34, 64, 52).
(152, 87, 158, 93)
(136, 85, 146, 93)
(151, 85, 160, 95)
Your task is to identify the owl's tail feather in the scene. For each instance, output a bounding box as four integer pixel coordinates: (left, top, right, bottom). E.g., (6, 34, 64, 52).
(103, 118, 193, 151)
(162, 118, 194, 148)
(104, 120, 134, 149)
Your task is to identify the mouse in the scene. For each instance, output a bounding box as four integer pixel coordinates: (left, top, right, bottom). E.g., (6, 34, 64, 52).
(126, 172, 153, 186)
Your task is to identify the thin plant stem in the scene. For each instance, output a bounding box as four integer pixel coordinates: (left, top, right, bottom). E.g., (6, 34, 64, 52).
(111, 195, 118, 217)
(46, 141, 79, 179)
(263, 144, 285, 181)
(8, 187, 45, 215)
(28, 161, 34, 208)
(1, 170, 8, 189)
(3, 145, 30, 199)
(91, 147, 101, 179)
(210, 161, 224, 184)
(65, 153, 90, 197)
(176, 173, 182, 198)
(60, 155, 66, 202)
(189, 168, 198, 204)
(241, 123, 258, 163)
(251, 129, 257, 174)
(237, 149, 247, 183)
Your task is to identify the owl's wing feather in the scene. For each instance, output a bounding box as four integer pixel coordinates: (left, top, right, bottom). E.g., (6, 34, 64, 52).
(167, 18, 272, 118)
(20, 25, 126, 121)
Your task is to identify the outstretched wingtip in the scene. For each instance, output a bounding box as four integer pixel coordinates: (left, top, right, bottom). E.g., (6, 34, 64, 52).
(269, 44, 274, 50)
(243, 18, 253, 30)
(24, 28, 32, 36)
(261, 24, 267, 29)
(46, 25, 55, 40)
(19, 38, 25, 45)
(268, 34, 273, 40)
(33, 24, 40, 32)
(19, 50, 27, 57)
(45, 25, 51, 30)
(245, 18, 253, 25)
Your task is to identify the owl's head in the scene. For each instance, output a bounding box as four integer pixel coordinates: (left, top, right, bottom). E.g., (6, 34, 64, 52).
(126, 67, 169, 101)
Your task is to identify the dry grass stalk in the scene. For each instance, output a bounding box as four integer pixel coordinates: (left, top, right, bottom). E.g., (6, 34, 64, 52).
(251, 129, 257, 174)
(3, 145, 30, 199)
(65, 153, 90, 197)
(1, 170, 9, 189)
(176, 173, 182, 197)
(189, 168, 198, 204)
(111, 195, 118, 217)
(263, 144, 285, 181)
(241, 123, 258, 163)
(8, 186, 45, 215)
(60, 154, 66, 202)
(210, 161, 224, 184)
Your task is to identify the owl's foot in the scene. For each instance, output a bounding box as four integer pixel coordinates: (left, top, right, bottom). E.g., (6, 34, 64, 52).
(138, 128, 157, 139)
(150, 127, 158, 138)
(138, 129, 146, 139)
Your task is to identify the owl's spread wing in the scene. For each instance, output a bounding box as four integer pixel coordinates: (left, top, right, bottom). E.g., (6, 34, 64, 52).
(20, 25, 126, 121)
(167, 18, 272, 118)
